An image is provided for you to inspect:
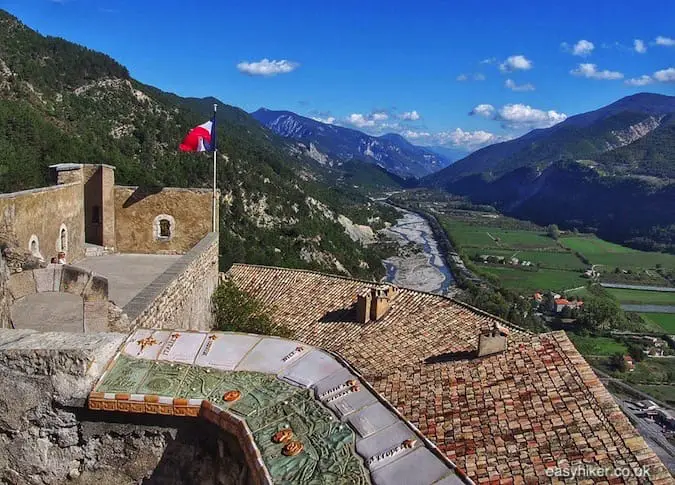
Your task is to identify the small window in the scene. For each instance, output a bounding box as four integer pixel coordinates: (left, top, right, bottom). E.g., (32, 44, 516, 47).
(28, 235, 42, 260)
(60, 227, 68, 251)
(159, 219, 171, 238)
(153, 214, 175, 241)
(92, 205, 101, 224)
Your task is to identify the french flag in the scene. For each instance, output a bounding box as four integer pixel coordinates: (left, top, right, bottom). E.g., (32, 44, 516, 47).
(179, 114, 216, 152)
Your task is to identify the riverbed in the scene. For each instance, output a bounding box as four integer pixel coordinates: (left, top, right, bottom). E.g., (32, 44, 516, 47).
(380, 209, 455, 295)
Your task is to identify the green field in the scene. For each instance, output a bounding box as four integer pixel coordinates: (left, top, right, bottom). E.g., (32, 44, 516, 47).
(561, 236, 675, 270)
(634, 385, 675, 406)
(467, 248, 586, 271)
(443, 220, 559, 250)
(479, 266, 586, 292)
(567, 334, 629, 356)
(606, 288, 675, 305)
(639, 312, 675, 333)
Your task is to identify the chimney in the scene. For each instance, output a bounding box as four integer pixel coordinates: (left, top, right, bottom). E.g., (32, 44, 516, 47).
(370, 285, 398, 321)
(477, 322, 509, 357)
(356, 288, 372, 324)
(355, 285, 399, 323)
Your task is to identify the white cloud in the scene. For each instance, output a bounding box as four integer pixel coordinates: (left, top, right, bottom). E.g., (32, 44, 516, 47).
(236, 59, 299, 76)
(499, 55, 533, 73)
(311, 115, 336, 124)
(562, 40, 595, 56)
(371, 112, 388, 121)
(401, 130, 431, 139)
(570, 63, 623, 80)
(573, 40, 594, 56)
(634, 39, 647, 54)
(624, 67, 675, 86)
(496, 104, 567, 128)
(346, 113, 376, 128)
(505, 78, 535, 92)
(457, 73, 485, 82)
(653, 67, 675, 83)
(625, 75, 654, 86)
(435, 128, 507, 150)
(655, 36, 675, 47)
(399, 110, 421, 121)
(480, 57, 497, 64)
(470, 104, 496, 118)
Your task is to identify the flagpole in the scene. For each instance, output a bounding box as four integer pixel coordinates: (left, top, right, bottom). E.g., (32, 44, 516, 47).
(212, 103, 218, 232)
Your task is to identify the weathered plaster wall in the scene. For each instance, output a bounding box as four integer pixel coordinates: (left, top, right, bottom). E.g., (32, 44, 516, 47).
(114, 186, 216, 254)
(0, 329, 247, 485)
(0, 256, 9, 329)
(0, 183, 85, 263)
(124, 232, 219, 331)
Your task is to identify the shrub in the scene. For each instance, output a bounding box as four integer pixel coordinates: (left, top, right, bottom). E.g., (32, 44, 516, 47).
(212, 279, 293, 338)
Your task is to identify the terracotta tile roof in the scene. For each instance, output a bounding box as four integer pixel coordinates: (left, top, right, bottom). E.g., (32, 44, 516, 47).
(227, 264, 673, 483)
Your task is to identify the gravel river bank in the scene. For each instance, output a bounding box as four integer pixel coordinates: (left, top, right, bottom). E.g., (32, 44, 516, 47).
(380, 208, 455, 295)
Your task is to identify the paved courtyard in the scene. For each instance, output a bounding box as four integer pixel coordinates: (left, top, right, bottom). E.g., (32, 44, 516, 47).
(76, 254, 181, 307)
(10, 254, 180, 332)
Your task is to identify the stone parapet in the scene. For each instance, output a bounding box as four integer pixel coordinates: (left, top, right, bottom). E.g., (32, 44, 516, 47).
(124, 232, 219, 331)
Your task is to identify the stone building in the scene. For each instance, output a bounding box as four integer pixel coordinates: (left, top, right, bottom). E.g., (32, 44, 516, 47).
(0, 164, 219, 333)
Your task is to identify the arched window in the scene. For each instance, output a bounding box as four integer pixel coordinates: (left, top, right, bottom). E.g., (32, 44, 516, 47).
(159, 219, 171, 237)
(153, 214, 175, 241)
(28, 235, 42, 260)
(58, 224, 68, 252)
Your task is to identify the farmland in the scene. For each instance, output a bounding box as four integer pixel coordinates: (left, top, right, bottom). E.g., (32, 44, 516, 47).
(561, 235, 675, 272)
(606, 288, 675, 306)
(638, 313, 675, 333)
(480, 266, 586, 292)
(439, 215, 587, 293)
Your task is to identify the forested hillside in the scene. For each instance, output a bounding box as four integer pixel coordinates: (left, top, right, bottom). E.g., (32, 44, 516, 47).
(0, 9, 399, 278)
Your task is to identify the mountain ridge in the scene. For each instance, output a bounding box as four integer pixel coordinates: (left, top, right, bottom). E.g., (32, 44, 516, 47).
(251, 108, 451, 178)
(0, 8, 399, 279)
(425, 92, 675, 184)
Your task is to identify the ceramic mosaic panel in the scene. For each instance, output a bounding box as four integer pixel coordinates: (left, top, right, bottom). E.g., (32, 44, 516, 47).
(176, 365, 228, 399)
(195, 333, 261, 370)
(88, 330, 457, 485)
(95, 354, 154, 393)
(123, 329, 172, 360)
(136, 361, 190, 396)
(157, 331, 207, 363)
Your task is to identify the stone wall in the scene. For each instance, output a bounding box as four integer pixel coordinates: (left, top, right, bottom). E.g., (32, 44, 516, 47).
(0, 183, 85, 263)
(0, 329, 247, 485)
(123, 232, 219, 331)
(114, 186, 216, 254)
(0, 255, 9, 329)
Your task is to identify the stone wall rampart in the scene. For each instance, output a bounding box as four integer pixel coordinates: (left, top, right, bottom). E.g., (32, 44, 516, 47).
(0, 182, 85, 263)
(124, 232, 219, 331)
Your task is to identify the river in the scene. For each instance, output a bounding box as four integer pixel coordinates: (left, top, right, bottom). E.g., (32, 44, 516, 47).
(380, 208, 455, 295)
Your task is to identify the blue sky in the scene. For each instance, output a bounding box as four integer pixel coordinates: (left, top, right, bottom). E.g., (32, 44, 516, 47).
(2, 0, 675, 151)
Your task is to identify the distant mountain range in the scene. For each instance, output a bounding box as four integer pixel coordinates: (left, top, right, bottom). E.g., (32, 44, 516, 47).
(427, 93, 675, 183)
(423, 93, 675, 252)
(251, 109, 452, 178)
